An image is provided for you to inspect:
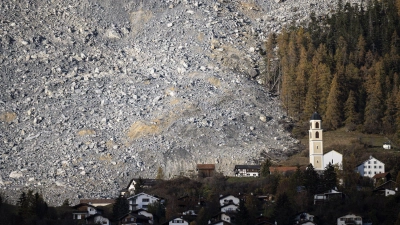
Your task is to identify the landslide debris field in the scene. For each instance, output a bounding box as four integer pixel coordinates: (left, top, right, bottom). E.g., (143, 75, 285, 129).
(0, 0, 360, 204)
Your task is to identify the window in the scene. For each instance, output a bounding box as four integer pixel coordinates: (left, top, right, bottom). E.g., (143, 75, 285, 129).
(374, 166, 376, 168)
(374, 161, 377, 164)
(379, 166, 382, 168)
(316, 122, 319, 128)
(368, 161, 370, 164)
(316, 132, 319, 138)
(368, 166, 370, 168)
(142, 198, 149, 202)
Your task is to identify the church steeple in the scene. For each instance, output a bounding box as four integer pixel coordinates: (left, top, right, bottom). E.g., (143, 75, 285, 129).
(309, 112, 324, 170)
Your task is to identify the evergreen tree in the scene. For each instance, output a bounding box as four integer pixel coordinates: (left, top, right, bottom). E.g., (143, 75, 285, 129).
(273, 193, 295, 225)
(325, 74, 342, 130)
(344, 90, 358, 130)
(364, 74, 383, 133)
(148, 201, 166, 224)
(244, 195, 258, 225)
(303, 164, 320, 195)
(195, 207, 208, 225)
(322, 163, 337, 191)
(382, 93, 397, 134)
(236, 199, 250, 225)
(260, 158, 272, 177)
(112, 195, 129, 221)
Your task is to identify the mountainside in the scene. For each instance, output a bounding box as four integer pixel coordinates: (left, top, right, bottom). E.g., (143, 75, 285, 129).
(0, 0, 360, 205)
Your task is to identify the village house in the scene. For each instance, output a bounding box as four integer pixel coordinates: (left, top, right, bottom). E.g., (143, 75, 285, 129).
(356, 155, 385, 178)
(196, 164, 215, 177)
(337, 214, 362, 225)
(127, 192, 160, 211)
(234, 165, 261, 177)
(210, 212, 236, 224)
(120, 178, 158, 196)
(293, 212, 315, 224)
(383, 142, 391, 149)
(162, 217, 190, 225)
(219, 195, 240, 206)
(118, 212, 152, 225)
(314, 189, 344, 205)
(372, 172, 391, 185)
(71, 203, 109, 225)
(373, 180, 398, 197)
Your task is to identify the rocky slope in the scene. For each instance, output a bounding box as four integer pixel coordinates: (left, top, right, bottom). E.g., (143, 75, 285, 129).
(0, 0, 361, 205)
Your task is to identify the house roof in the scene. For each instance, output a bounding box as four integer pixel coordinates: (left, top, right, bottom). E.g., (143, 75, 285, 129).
(79, 199, 115, 205)
(324, 150, 342, 156)
(374, 180, 398, 191)
(125, 178, 158, 189)
(127, 192, 160, 200)
(162, 217, 190, 225)
(310, 112, 322, 120)
(219, 194, 238, 200)
(71, 203, 97, 210)
(234, 165, 261, 170)
(356, 155, 384, 167)
(269, 166, 298, 173)
(197, 164, 215, 170)
(372, 172, 390, 179)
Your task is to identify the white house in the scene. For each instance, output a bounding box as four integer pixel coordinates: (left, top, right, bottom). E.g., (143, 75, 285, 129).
(314, 189, 344, 205)
(337, 214, 362, 225)
(234, 165, 261, 177)
(121, 178, 158, 196)
(219, 195, 240, 206)
(127, 192, 160, 211)
(220, 212, 235, 223)
(294, 212, 315, 223)
(356, 155, 385, 178)
(220, 203, 238, 213)
(166, 217, 189, 225)
(72, 203, 109, 225)
(323, 150, 343, 170)
(383, 142, 391, 149)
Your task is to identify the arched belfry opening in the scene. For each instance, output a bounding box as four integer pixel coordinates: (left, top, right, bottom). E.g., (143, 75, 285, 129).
(316, 122, 319, 128)
(316, 131, 319, 138)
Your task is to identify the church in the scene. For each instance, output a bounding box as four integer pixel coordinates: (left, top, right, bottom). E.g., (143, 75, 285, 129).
(309, 112, 343, 170)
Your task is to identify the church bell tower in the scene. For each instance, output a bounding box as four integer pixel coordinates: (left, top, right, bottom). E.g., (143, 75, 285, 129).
(309, 112, 324, 170)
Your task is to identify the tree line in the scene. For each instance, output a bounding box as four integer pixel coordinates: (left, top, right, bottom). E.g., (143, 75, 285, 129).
(263, 0, 400, 139)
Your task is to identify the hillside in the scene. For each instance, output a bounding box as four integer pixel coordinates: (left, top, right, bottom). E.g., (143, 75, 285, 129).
(0, 0, 361, 205)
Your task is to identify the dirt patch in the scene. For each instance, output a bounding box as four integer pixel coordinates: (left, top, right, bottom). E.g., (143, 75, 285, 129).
(170, 98, 181, 105)
(99, 153, 112, 161)
(77, 129, 96, 136)
(129, 10, 153, 36)
(0, 112, 17, 122)
(207, 77, 221, 87)
(127, 121, 161, 140)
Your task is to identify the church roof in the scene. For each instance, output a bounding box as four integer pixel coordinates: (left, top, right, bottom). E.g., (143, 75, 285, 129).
(310, 112, 322, 120)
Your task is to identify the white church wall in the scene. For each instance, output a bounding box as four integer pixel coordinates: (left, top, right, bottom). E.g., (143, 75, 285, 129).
(323, 150, 343, 170)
